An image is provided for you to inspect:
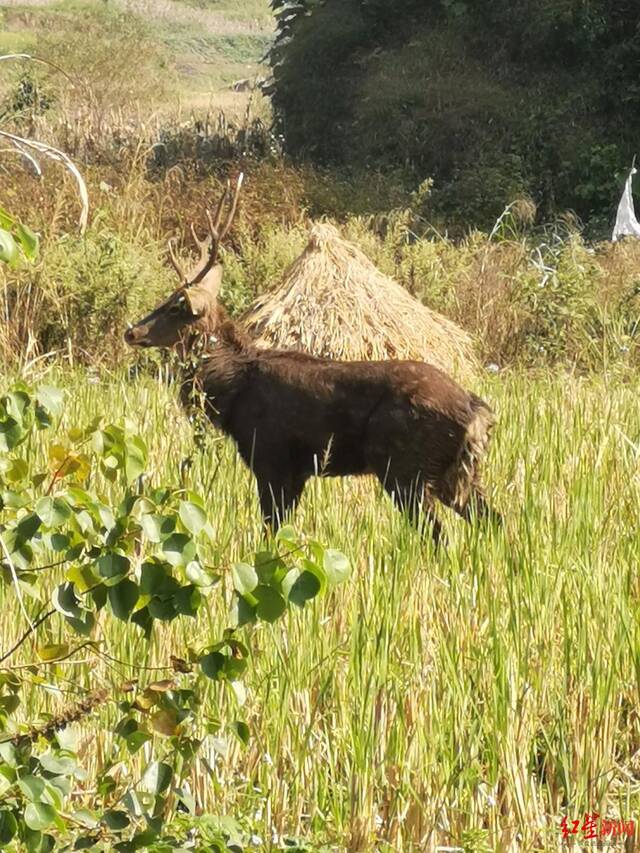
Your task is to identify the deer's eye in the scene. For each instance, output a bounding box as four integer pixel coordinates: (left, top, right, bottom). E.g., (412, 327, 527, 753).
(169, 302, 184, 316)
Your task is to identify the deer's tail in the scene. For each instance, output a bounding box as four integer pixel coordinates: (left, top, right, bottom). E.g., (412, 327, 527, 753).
(443, 395, 495, 508)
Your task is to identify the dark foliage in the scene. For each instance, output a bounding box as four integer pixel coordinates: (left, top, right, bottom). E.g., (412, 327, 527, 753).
(267, 0, 640, 227)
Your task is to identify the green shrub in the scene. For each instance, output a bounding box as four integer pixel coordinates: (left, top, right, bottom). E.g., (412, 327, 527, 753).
(0, 229, 173, 364)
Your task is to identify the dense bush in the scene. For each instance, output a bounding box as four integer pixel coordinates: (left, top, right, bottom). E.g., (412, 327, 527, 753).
(268, 0, 640, 228)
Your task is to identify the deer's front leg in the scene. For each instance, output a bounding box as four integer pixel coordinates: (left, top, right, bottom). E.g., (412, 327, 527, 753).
(254, 463, 306, 531)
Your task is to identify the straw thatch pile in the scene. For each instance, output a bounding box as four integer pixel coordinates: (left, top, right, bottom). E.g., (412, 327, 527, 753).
(242, 223, 478, 382)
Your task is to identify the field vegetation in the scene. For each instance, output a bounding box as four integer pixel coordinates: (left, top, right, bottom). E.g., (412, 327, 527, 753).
(0, 1, 639, 851)
(0, 369, 638, 851)
(0, 0, 272, 115)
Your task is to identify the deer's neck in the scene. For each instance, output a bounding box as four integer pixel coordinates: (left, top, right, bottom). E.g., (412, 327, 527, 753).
(177, 317, 254, 424)
(177, 308, 247, 360)
(178, 316, 254, 383)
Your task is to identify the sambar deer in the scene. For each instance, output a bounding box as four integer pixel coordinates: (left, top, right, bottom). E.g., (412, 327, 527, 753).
(124, 176, 499, 543)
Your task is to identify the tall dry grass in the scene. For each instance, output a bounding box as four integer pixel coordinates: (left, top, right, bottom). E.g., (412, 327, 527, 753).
(0, 146, 638, 373)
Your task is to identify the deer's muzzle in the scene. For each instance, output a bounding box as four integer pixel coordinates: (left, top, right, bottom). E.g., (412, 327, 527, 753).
(124, 325, 151, 347)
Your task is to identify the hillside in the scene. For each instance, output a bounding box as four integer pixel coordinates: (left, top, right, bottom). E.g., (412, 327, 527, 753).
(0, 0, 273, 115)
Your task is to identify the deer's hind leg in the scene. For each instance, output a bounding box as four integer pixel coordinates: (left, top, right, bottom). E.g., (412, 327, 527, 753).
(437, 476, 502, 529)
(376, 467, 443, 547)
(455, 489, 500, 524)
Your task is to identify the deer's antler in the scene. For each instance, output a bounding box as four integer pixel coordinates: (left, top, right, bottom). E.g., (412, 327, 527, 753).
(166, 173, 243, 287)
(190, 172, 244, 285)
(167, 238, 187, 285)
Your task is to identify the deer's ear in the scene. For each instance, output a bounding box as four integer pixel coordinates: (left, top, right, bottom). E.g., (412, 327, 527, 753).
(184, 266, 222, 316)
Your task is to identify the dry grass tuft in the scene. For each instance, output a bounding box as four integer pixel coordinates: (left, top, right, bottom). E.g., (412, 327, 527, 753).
(242, 222, 479, 382)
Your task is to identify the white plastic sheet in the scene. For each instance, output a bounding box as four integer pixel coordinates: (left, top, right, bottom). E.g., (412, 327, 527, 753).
(612, 167, 640, 242)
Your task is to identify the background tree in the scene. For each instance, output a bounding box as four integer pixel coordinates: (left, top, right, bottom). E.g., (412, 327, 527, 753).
(268, 0, 640, 228)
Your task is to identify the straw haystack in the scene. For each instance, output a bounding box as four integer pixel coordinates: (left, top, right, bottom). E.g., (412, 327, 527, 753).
(242, 223, 478, 382)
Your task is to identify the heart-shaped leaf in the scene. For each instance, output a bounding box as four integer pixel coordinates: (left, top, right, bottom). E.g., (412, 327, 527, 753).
(179, 501, 207, 536)
(108, 579, 139, 621)
(323, 549, 351, 585)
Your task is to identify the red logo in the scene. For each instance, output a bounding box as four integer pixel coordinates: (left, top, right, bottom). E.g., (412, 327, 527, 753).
(560, 813, 635, 843)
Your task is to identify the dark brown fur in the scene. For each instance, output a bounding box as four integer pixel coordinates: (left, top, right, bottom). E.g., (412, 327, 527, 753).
(125, 270, 499, 543)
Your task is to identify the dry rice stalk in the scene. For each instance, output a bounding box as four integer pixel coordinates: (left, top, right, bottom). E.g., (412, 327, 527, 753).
(7, 688, 109, 746)
(242, 223, 478, 382)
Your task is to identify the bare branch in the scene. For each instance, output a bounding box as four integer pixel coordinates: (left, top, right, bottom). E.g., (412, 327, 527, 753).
(0, 607, 56, 665)
(8, 641, 96, 670)
(0, 129, 89, 233)
(7, 685, 109, 746)
(0, 533, 36, 635)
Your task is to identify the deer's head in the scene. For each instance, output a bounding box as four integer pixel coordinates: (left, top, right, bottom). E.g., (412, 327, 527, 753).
(124, 174, 243, 351)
